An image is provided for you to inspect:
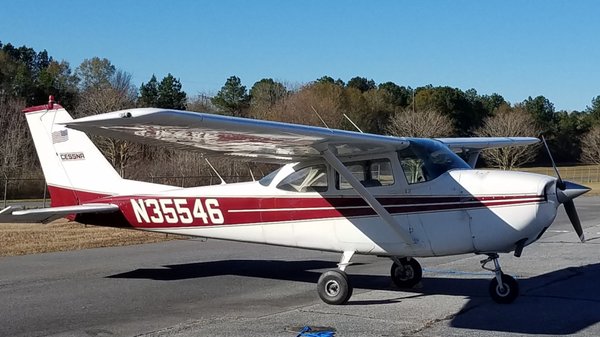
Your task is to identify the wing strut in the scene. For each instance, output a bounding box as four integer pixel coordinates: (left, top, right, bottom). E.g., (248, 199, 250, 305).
(322, 148, 414, 246)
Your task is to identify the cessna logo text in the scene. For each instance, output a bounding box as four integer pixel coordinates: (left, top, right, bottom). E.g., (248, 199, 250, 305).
(60, 152, 85, 161)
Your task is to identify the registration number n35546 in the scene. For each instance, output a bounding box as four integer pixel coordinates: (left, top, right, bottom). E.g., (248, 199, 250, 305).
(130, 198, 224, 225)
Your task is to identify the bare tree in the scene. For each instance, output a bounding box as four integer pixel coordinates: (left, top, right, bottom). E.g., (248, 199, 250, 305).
(265, 82, 346, 129)
(580, 125, 600, 164)
(385, 107, 455, 138)
(75, 70, 136, 117)
(75, 69, 140, 176)
(474, 106, 541, 170)
(187, 93, 217, 113)
(0, 98, 36, 177)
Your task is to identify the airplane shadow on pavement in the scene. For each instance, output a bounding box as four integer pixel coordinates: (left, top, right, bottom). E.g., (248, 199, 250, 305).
(447, 262, 600, 335)
(109, 260, 600, 335)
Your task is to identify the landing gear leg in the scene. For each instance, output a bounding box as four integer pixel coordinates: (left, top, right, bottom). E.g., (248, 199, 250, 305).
(317, 251, 354, 305)
(390, 256, 422, 288)
(480, 253, 519, 304)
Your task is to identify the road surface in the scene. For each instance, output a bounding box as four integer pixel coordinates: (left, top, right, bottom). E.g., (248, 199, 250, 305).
(1, 197, 599, 336)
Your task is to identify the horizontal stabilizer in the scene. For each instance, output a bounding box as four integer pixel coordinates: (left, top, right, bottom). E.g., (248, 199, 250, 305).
(1, 203, 119, 223)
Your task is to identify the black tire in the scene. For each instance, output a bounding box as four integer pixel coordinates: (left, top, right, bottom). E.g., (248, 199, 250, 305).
(317, 270, 353, 305)
(390, 257, 422, 288)
(489, 273, 519, 304)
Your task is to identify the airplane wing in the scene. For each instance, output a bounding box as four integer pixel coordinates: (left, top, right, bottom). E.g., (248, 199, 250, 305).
(436, 137, 539, 168)
(436, 137, 540, 151)
(63, 108, 539, 163)
(63, 108, 410, 163)
(1, 204, 119, 223)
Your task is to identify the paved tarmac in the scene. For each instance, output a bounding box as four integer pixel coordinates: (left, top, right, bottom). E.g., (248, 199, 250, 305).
(1, 197, 599, 337)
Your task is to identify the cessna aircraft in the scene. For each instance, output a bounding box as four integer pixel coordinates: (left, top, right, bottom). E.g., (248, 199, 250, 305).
(6, 96, 590, 305)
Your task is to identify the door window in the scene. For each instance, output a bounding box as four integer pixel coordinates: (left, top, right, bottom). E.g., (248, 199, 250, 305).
(337, 159, 394, 189)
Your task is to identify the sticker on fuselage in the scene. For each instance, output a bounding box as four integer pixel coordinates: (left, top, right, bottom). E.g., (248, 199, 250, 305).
(51, 129, 69, 143)
(59, 152, 85, 161)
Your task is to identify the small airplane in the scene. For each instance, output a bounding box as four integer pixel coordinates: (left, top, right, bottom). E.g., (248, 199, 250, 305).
(7, 96, 590, 305)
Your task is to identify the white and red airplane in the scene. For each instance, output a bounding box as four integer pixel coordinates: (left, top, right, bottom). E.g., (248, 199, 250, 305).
(5, 96, 590, 305)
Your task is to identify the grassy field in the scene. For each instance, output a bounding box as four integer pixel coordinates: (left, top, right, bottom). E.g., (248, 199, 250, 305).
(517, 165, 600, 195)
(0, 220, 181, 257)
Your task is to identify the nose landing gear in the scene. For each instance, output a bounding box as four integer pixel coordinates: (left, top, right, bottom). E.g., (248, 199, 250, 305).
(317, 251, 354, 305)
(481, 253, 519, 304)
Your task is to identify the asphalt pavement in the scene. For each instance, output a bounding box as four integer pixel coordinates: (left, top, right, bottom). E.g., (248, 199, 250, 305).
(1, 197, 599, 337)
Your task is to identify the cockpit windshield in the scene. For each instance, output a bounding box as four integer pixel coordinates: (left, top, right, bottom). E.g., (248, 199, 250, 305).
(258, 167, 282, 186)
(398, 139, 469, 184)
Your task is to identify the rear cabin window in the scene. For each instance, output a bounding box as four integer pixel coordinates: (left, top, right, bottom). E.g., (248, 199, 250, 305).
(276, 165, 328, 192)
(337, 159, 394, 190)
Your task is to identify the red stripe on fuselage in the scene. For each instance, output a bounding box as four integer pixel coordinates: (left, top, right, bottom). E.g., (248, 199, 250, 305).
(108, 195, 546, 229)
(41, 186, 546, 229)
(47, 185, 109, 207)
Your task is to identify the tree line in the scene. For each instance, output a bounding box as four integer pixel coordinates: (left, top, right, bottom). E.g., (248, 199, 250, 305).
(2, 40, 600, 186)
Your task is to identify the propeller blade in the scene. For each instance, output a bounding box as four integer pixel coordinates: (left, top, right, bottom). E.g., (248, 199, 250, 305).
(564, 200, 585, 243)
(541, 136, 564, 188)
(541, 137, 588, 242)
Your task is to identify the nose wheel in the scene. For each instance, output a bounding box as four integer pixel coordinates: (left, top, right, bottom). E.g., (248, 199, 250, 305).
(481, 254, 519, 304)
(317, 270, 353, 305)
(390, 257, 422, 288)
(317, 251, 354, 305)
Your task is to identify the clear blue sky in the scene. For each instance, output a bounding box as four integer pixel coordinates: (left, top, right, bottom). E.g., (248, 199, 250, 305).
(2, 0, 599, 111)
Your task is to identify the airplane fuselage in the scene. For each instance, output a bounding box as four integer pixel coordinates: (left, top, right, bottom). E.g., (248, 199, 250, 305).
(76, 166, 559, 258)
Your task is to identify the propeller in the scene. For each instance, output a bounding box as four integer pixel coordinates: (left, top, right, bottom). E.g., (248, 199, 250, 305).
(542, 136, 589, 242)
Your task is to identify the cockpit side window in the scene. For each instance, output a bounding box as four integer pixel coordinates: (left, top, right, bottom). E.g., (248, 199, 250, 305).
(337, 159, 394, 190)
(398, 139, 470, 184)
(276, 165, 328, 192)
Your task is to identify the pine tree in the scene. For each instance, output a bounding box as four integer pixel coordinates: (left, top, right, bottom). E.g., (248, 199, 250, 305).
(211, 76, 249, 117)
(157, 73, 186, 110)
(139, 75, 159, 107)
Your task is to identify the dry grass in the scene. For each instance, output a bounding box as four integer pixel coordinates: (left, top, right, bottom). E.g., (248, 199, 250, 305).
(0, 219, 184, 257)
(580, 182, 600, 195)
(516, 165, 600, 195)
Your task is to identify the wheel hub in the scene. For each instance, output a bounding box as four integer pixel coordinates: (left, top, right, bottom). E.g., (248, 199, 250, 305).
(496, 283, 509, 296)
(396, 266, 414, 281)
(325, 280, 340, 296)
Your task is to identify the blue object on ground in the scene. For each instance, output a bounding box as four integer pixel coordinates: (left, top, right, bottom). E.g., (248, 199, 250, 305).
(296, 326, 335, 337)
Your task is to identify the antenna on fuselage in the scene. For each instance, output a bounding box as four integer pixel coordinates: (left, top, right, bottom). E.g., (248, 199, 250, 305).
(205, 158, 226, 185)
(343, 113, 363, 133)
(311, 105, 330, 130)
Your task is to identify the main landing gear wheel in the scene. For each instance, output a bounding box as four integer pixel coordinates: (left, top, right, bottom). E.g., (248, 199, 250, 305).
(481, 253, 520, 304)
(390, 257, 422, 288)
(317, 270, 353, 305)
(489, 273, 519, 304)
